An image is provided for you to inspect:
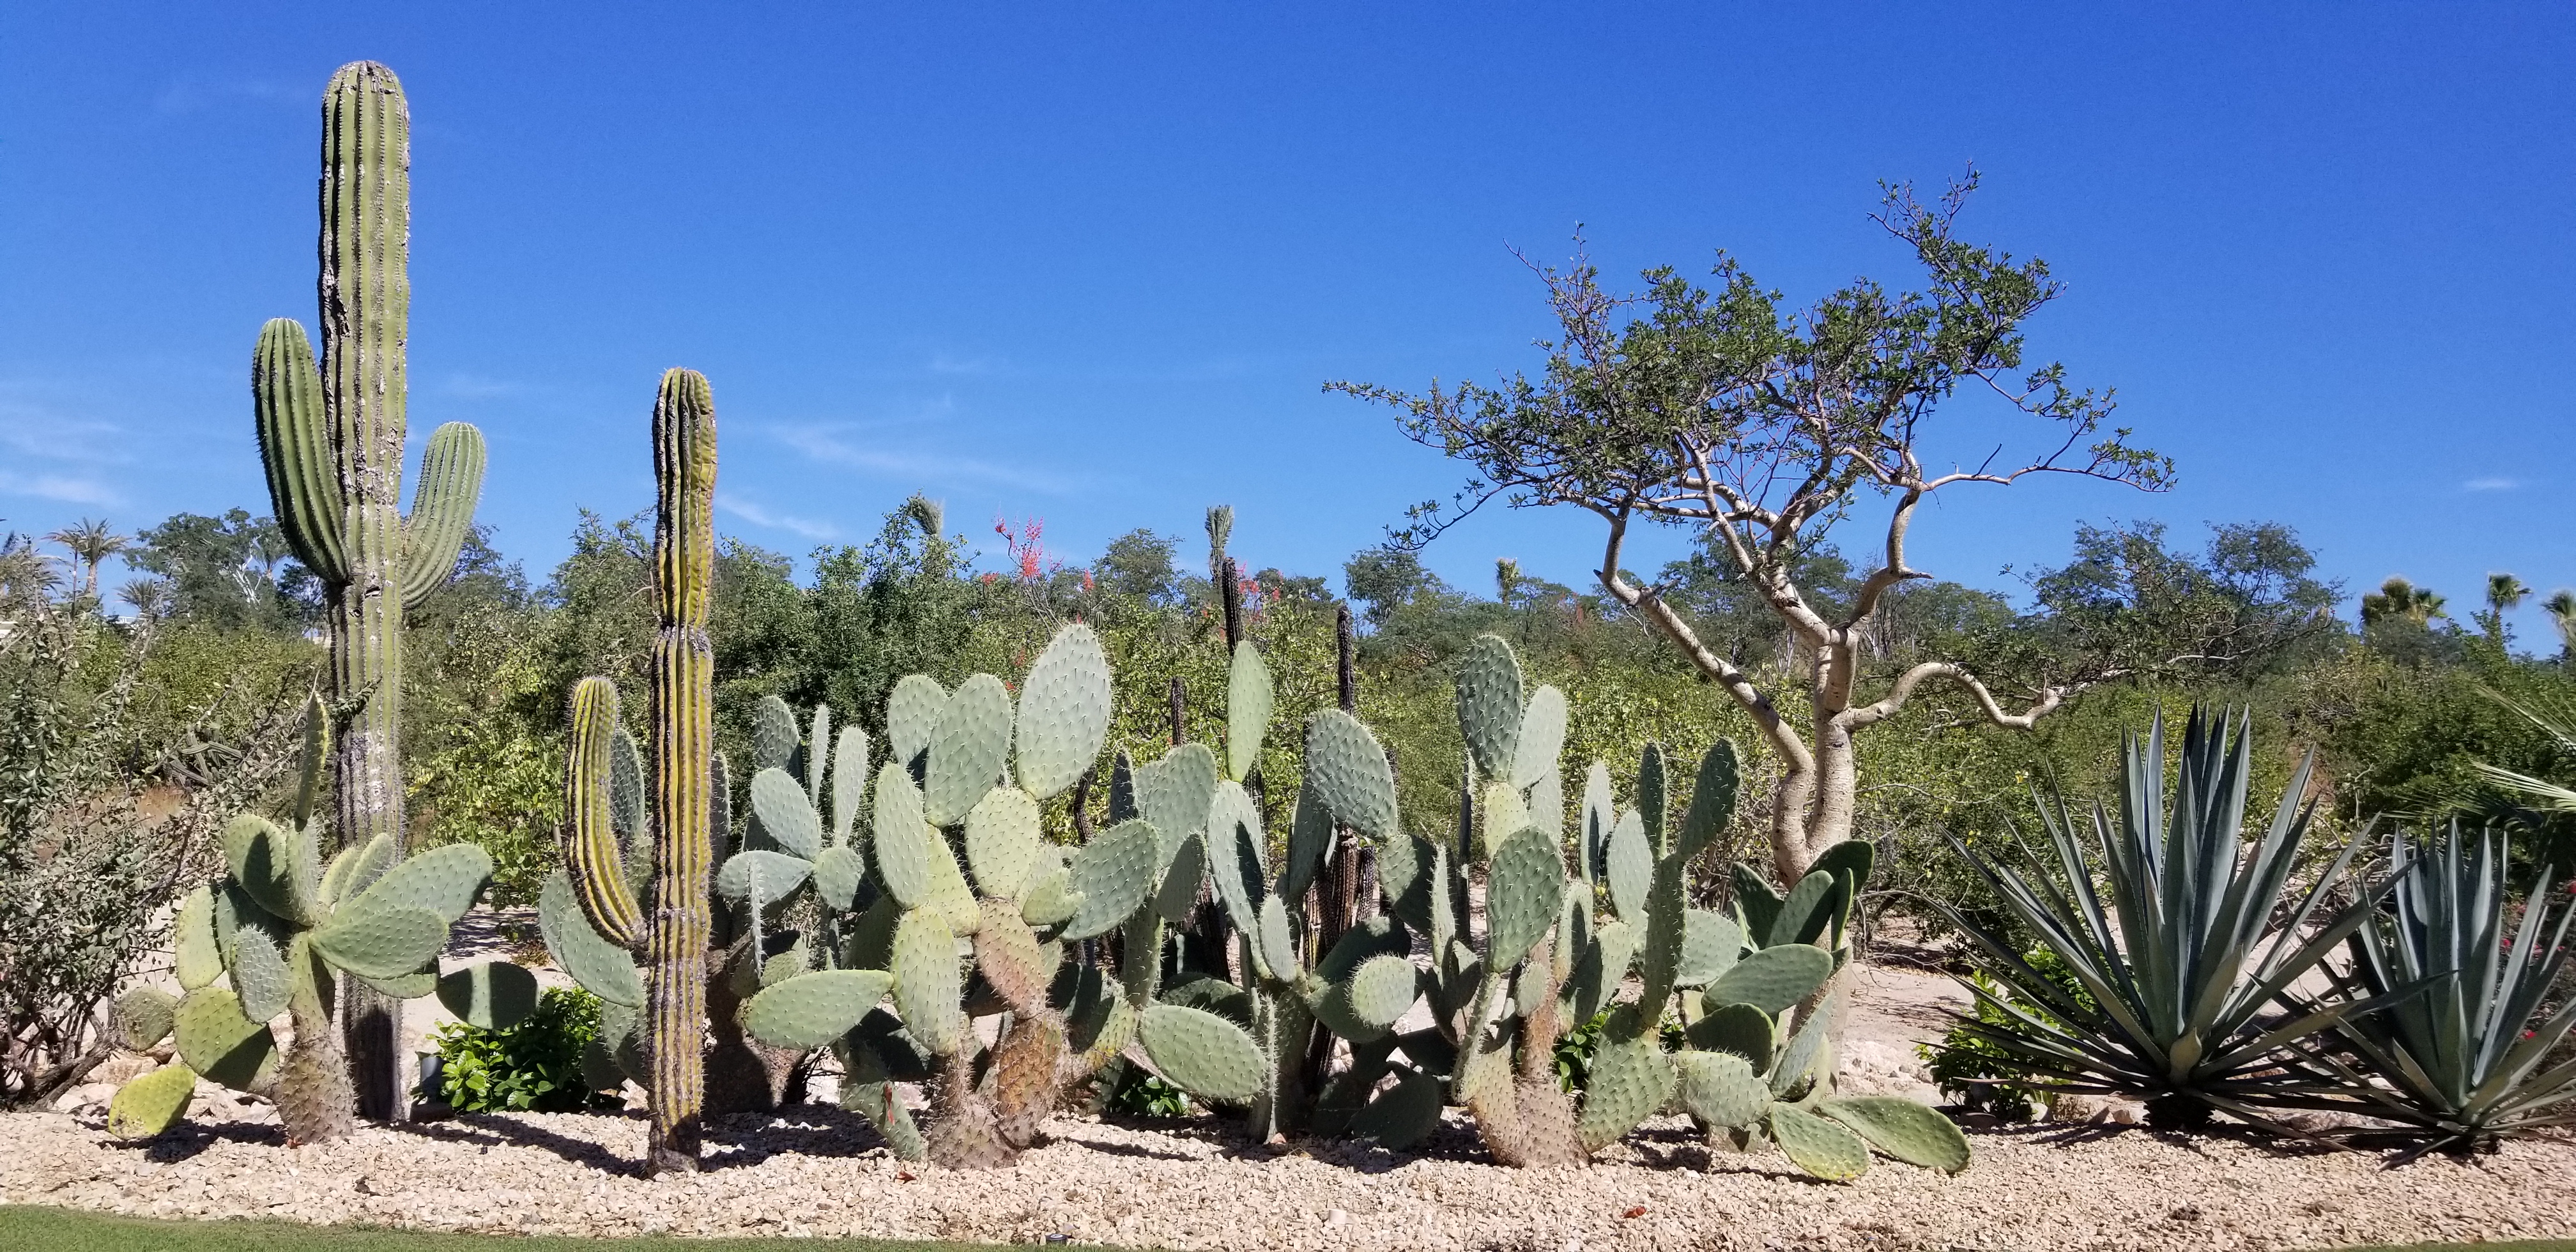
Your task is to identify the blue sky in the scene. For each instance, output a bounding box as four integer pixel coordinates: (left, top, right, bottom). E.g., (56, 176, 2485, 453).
(5, 5, 2571, 640)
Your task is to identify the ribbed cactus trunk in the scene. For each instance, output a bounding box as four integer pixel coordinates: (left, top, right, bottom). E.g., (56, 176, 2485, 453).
(647, 369, 718, 1173)
(318, 61, 411, 1121)
(250, 60, 487, 1129)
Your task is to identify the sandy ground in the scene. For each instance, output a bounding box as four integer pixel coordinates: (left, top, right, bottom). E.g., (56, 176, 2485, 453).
(23, 927, 2576, 1251)
(8, 1103, 2573, 1251)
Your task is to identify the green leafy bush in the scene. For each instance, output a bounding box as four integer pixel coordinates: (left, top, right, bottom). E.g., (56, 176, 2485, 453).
(420, 986, 616, 1113)
(1105, 1067, 1193, 1119)
(1919, 956, 2094, 1120)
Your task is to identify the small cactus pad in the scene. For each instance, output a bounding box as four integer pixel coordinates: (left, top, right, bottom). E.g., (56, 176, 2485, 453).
(890, 909, 964, 1057)
(1771, 1104, 1871, 1182)
(1205, 781, 1268, 933)
(1689, 1001, 1777, 1067)
(749, 767, 824, 860)
(1014, 624, 1113, 800)
(1062, 820, 1158, 941)
(436, 961, 539, 1030)
(107, 1063, 199, 1140)
(887, 675, 949, 768)
(229, 926, 293, 1022)
(1678, 741, 1740, 859)
(1705, 942, 1832, 1016)
(1579, 761, 1614, 881)
(811, 844, 867, 910)
(1808, 839, 1877, 894)
(1771, 995, 1838, 1095)
(223, 813, 319, 926)
(1453, 634, 1524, 779)
(348, 843, 494, 924)
(1139, 1004, 1265, 1104)
(115, 986, 179, 1051)
(1485, 825, 1564, 969)
(1346, 953, 1421, 1029)
(1675, 1050, 1770, 1129)
(1018, 864, 1082, 930)
(976, 900, 1056, 1010)
(1575, 1029, 1674, 1151)
(1282, 779, 1333, 904)
(1304, 710, 1397, 839)
(923, 673, 1013, 827)
(752, 694, 801, 770)
(1252, 894, 1296, 985)
(1821, 1096, 1971, 1172)
(539, 871, 643, 1006)
(1510, 685, 1567, 788)
(174, 886, 222, 991)
(1155, 832, 1208, 926)
(963, 785, 1043, 901)
(1349, 1067, 1445, 1149)
(1770, 867, 1849, 949)
(714, 849, 816, 905)
(742, 969, 894, 1050)
(1604, 809, 1652, 922)
(1137, 743, 1219, 867)
(173, 988, 276, 1090)
(806, 703, 834, 803)
(831, 726, 870, 843)
(873, 762, 937, 907)
(1675, 908, 1746, 987)
(1637, 743, 1668, 850)
(310, 902, 448, 979)
(1224, 641, 1273, 784)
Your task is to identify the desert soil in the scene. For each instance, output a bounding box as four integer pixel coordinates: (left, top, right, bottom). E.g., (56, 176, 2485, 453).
(13, 913, 2575, 1251)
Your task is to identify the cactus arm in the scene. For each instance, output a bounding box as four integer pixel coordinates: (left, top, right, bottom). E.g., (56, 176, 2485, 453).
(645, 367, 719, 1173)
(252, 318, 345, 583)
(565, 676, 642, 948)
(397, 422, 486, 607)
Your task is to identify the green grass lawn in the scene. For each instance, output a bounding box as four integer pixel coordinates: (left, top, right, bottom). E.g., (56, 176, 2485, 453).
(0, 1207, 1141, 1251)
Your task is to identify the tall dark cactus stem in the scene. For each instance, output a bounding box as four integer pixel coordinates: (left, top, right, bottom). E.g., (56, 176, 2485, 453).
(647, 369, 719, 1173)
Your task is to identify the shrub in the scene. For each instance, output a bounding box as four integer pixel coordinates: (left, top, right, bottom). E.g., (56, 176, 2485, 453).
(1919, 954, 2094, 1120)
(420, 986, 617, 1113)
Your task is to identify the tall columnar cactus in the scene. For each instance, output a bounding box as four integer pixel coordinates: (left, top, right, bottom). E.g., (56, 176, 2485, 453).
(645, 367, 719, 1173)
(108, 699, 526, 1143)
(250, 59, 487, 1120)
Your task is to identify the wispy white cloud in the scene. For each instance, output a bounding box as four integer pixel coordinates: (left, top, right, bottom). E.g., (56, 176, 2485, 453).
(2464, 477, 2520, 492)
(0, 471, 123, 507)
(439, 374, 525, 401)
(717, 494, 839, 540)
(772, 425, 1078, 495)
(153, 77, 303, 118)
(926, 352, 1005, 376)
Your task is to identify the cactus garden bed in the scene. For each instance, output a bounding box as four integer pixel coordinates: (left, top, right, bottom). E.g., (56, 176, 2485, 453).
(6, 1103, 2576, 1250)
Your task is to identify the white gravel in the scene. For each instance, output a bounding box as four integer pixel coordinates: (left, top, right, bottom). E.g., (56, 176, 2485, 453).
(7, 1101, 2574, 1251)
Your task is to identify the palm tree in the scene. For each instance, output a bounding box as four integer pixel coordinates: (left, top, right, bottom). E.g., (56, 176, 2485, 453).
(43, 518, 127, 599)
(2361, 576, 2447, 627)
(0, 535, 63, 600)
(2544, 590, 2576, 659)
(117, 577, 171, 620)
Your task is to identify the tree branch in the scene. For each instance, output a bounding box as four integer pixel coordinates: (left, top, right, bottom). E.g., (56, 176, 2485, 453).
(1838, 660, 2069, 731)
(1591, 505, 1814, 772)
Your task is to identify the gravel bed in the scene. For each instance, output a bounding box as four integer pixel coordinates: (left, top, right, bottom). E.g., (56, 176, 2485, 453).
(7, 1104, 2575, 1251)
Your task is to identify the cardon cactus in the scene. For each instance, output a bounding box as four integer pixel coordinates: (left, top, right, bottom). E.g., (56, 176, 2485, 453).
(1295, 634, 1584, 1164)
(109, 699, 526, 1143)
(250, 61, 486, 1119)
(733, 623, 1151, 1167)
(541, 369, 723, 1173)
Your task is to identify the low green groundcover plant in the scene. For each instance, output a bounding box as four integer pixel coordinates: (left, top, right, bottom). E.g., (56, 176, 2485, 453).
(420, 986, 617, 1113)
(1919, 950, 2096, 1120)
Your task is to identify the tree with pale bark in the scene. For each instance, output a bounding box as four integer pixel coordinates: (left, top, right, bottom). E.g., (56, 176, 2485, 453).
(1330, 174, 2172, 883)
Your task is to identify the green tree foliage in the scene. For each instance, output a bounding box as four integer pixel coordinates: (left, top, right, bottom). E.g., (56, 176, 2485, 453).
(125, 509, 320, 632)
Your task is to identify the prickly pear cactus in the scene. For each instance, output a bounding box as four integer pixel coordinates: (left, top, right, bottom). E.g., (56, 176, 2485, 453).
(107, 698, 523, 1143)
(732, 623, 1148, 1167)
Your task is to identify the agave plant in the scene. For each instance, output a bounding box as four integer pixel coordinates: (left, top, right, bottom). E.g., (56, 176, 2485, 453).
(1940, 707, 2406, 1129)
(2287, 825, 2576, 1154)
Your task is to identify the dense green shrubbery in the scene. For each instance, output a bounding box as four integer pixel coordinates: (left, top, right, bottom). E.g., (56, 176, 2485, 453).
(420, 987, 617, 1114)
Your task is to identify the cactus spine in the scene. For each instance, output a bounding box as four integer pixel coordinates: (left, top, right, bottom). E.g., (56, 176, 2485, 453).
(646, 368, 719, 1172)
(250, 61, 487, 1121)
